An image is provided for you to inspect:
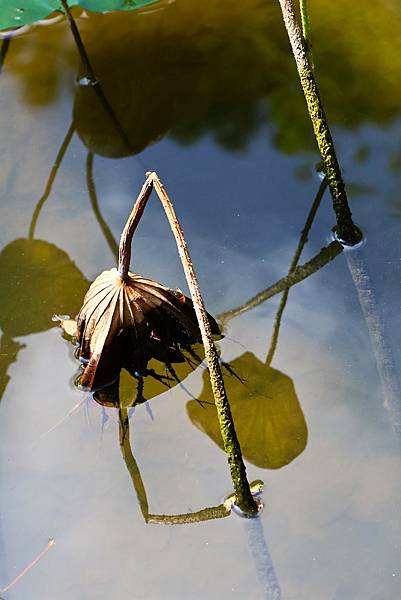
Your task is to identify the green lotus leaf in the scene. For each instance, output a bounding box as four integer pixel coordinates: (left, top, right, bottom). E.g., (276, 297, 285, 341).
(187, 351, 308, 469)
(0, 238, 89, 337)
(0, 0, 160, 31)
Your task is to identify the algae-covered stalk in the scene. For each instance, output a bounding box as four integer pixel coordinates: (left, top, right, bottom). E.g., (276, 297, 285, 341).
(69, 172, 258, 515)
(150, 173, 258, 516)
(277, 0, 361, 245)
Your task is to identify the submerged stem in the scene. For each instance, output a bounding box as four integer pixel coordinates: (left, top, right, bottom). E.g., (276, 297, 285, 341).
(86, 152, 119, 261)
(0, 38, 10, 74)
(219, 240, 343, 324)
(265, 176, 327, 365)
(277, 0, 360, 244)
(118, 408, 149, 520)
(61, 0, 132, 153)
(29, 122, 75, 240)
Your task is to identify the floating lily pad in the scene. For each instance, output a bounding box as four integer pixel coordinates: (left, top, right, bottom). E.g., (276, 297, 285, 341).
(0, 0, 161, 31)
(0, 238, 88, 337)
(187, 351, 308, 469)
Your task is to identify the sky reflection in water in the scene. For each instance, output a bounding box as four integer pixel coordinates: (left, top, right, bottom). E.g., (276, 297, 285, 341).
(1, 2, 401, 598)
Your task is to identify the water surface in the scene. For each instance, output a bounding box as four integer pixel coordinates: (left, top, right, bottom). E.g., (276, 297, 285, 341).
(1, 2, 401, 598)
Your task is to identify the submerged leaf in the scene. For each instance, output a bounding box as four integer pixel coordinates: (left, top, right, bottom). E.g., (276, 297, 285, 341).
(187, 352, 307, 469)
(0, 238, 88, 337)
(76, 267, 219, 390)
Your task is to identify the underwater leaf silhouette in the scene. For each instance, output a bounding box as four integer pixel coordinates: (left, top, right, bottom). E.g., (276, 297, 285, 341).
(0, 0, 161, 31)
(0, 238, 88, 337)
(187, 351, 307, 469)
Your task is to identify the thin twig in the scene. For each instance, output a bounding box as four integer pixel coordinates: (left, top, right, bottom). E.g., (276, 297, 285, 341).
(219, 240, 343, 325)
(0, 539, 55, 595)
(61, 0, 132, 153)
(117, 172, 258, 515)
(265, 176, 327, 365)
(29, 122, 75, 240)
(86, 152, 119, 261)
(277, 0, 360, 244)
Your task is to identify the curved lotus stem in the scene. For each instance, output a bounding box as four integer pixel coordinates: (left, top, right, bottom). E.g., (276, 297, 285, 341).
(119, 406, 262, 524)
(117, 171, 258, 515)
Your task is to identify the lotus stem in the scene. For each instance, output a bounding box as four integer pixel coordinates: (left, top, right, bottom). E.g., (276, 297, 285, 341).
(29, 121, 75, 240)
(151, 173, 258, 515)
(86, 152, 119, 261)
(0, 38, 10, 74)
(119, 172, 258, 515)
(277, 0, 361, 245)
(119, 406, 259, 524)
(118, 408, 149, 520)
(299, 0, 313, 67)
(61, 0, 132, 153)
(118, 174, 154, 280)
(265, 176, 327, 365)
(219, 240, 343, 325)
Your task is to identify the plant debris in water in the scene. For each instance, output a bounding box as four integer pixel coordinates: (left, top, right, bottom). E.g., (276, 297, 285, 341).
(60, 270, 219, 394)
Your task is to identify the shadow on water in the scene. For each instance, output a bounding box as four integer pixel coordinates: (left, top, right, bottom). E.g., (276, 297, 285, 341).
(3, 1, 401, 159)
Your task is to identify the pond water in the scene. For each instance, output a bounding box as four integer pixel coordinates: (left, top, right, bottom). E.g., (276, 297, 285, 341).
(1, 1, 401, 598)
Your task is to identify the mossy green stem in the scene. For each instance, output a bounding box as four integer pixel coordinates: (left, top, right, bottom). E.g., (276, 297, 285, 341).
(277, 0, 360, 244)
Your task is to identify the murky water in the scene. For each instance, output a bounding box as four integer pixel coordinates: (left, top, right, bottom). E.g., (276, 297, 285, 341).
(1, 1, 401, 598)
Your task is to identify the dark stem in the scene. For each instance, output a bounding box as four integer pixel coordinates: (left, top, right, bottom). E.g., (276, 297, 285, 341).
(118, 175, 154, 279)
(219, 240, 343, 324)
(61, 0, 96, 82)
(61, 0, 132, 153)
(277, 0, 361, 244)
(118, 408, 149, 521)
(265, 176, 327, 365)
(29, 122, 75, 240)
(86, 152, 119, 261)
(0, 38, 10, 74)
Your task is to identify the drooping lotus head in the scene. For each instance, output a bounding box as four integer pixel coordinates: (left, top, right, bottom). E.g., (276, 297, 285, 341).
(75, 268, 220, 391)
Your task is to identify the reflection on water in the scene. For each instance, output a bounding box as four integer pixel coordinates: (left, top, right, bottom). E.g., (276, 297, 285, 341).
(1, 2, 401, 599)
(2, 1, 401, 157)
(188, 353, 307, 469)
